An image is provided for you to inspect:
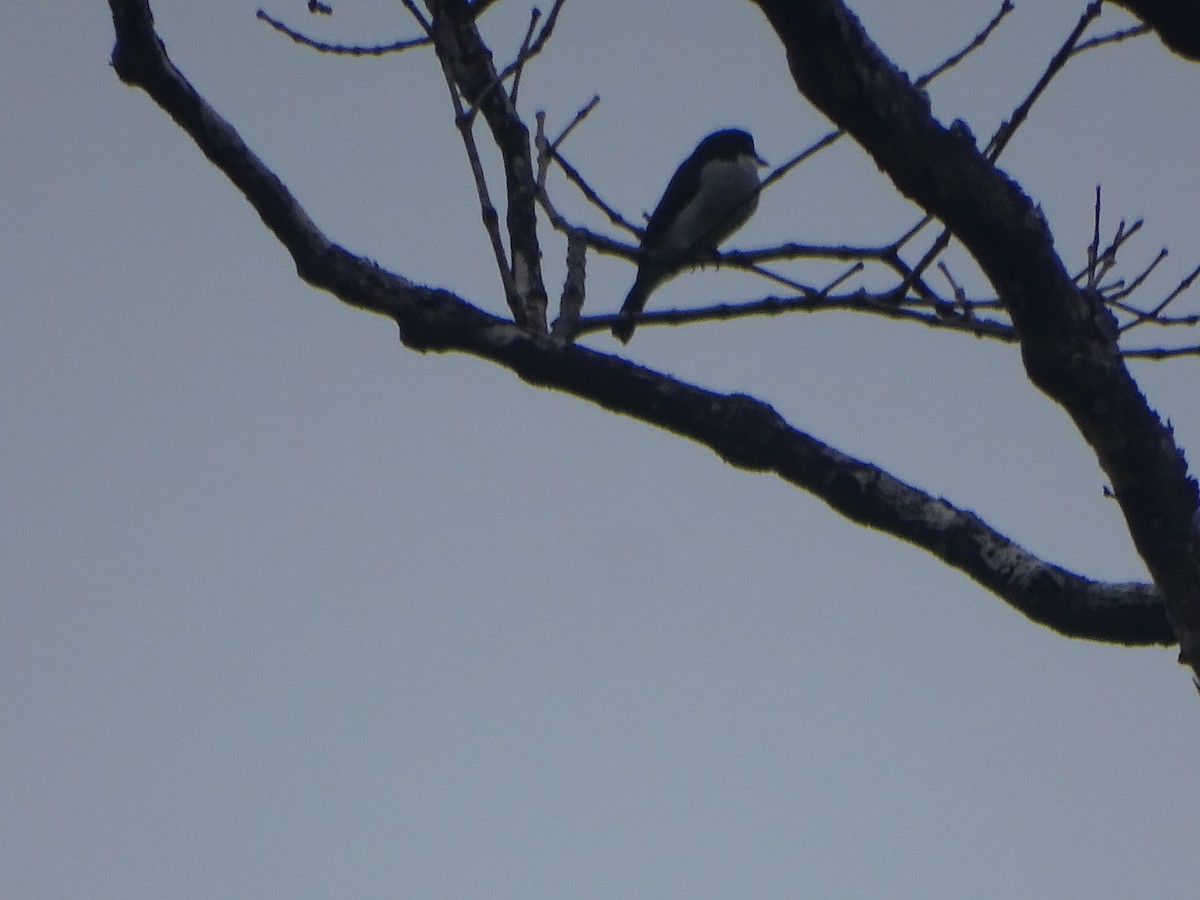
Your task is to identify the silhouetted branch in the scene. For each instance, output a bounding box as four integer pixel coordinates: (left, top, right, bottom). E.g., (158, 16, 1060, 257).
(1071, 22, 1150, 55)
(510, 0, 566, 106)
(256, 9, 430, 55)
(574, 288, 1016, 341)
(424, 0, 549, 330)
(918, 0, 1014, 84)
(106, 0, 1175, 646)
(1124, 343, 1200, 360)
(1121, 262, 1200, 331)
(753, 0, 1200, 675)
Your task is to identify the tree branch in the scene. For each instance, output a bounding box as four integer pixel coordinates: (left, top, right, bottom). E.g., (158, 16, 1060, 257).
(106, 0, 1175, 647)
(426, 0, 548, 331)
(751, 0, 1200, 674)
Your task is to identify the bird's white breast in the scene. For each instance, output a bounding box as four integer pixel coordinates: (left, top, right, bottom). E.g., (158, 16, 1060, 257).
(660, 153, 761, 253)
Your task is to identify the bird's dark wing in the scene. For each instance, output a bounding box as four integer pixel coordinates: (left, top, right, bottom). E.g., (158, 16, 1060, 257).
(640, 153, 703, 251)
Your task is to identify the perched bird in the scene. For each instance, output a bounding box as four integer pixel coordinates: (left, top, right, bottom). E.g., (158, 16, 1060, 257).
(613, 128, 767, 343)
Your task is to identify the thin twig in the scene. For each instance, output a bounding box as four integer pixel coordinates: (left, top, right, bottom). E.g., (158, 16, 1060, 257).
(938, 260, 973, 317)
(722, 242, 897, 265)
(757, 128, 843, 196)
(730, 0, 1010, 203)
(256, 9, 430, 55)
(399, 0, 431, 34)
(573, 289, 1017, 340)
(430, 31, 520, 315)
(535, 111, 639, 268)
(892, 214, 936, 252)
(897, 5, 1105, 321)
(509, 8, 541, 105)
(742, 264, 823, 294)
(821, 262, 866, 295)
(1107, 248, 1168, 302)
(1122, 344, 1200, 360)
(1100, 218, 1144, 266)
(987, 1, 1102, 160)
(888, 4, 1098, 293)
(915, 0, 1014, 87)
(538, 99, 644, 237)
(1120, 262, 1200, 332)
(547, 94, 599, 153)
(1071, 23, 1150, 55)
(462, 0, 566, 123)
(513, 1, 567, 105)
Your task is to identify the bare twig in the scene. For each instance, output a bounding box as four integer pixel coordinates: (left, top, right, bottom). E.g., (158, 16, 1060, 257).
(915, 0, 1014, 86)
(508, 6, 541, 106)
(399, 0, 430, 33)
(1107, 247, 1168, 303)
(256, 9, 430, 55)
(546, 94, 599, 153)
(938, 260, 976, 317)
(1123, 343, 1200, 360)
(987, 1, 1102, 160)
(757, 128, 843, 196)
(512, 0, 567, 105)
(885, 5, 1113, 299)
(892, 5, 1104, 307)
(573, 288, 1017, 340)
(460, 0, 566, 123)
(740, 263, 824, 295)
(1068, 188, 1192, 329)
(893, 5, 1108, 320)
(1071, 22, 1150, 55)
(1102, 218, 1144, 265)
(1120, 262, 1200, 332)
(821, 262, 866, 295)
(722, 242, 896, 265)
(875, 2, 1013, 261)
(431, 40, 520, 315)
(899, 229, 953, 300)
(537, 102, 643, 238)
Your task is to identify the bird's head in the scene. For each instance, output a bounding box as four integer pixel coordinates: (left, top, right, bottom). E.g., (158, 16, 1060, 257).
(696, 128, 768, 168)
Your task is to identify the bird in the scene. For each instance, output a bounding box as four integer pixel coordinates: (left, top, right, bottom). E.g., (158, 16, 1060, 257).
(612, 128, 767, 343)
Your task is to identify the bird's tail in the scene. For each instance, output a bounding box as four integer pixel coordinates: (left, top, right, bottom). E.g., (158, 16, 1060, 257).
(612, 268, 660, 344)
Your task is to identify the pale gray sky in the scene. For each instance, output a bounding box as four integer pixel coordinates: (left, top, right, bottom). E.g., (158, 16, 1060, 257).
(4, 2, 1200, 897)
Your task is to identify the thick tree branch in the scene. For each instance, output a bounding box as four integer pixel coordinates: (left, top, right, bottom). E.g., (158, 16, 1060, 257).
(750, 0, 1200, 673)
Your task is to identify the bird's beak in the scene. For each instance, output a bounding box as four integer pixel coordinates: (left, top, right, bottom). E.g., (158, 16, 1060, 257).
(755, 152, 768, 168)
